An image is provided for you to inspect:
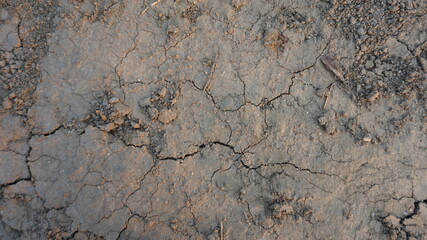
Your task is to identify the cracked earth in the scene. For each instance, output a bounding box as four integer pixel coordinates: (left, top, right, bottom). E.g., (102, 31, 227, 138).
(0, 0, 426, 239)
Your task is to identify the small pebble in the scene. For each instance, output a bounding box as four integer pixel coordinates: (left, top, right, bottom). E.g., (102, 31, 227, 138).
(100, 123, 117, 132)
(114, 118, 124, 125)
(158, 88, 167, 99)
(357, 27, 366, 36)
(367, 91, 380, 103)
(148, 107, 159, 120)
(95, 110, 108, 121)
(158, 109, 177, 124)
(108, 97, 119, 104)
(131, 122, 140, 129)
(363, 136, 372, 142)
(365, 60, 374, 69)
(0, 9, 9, 21)
(14, 60, 23, 68)
(2, 97, 13, 109)
(115, 103, 132, 116)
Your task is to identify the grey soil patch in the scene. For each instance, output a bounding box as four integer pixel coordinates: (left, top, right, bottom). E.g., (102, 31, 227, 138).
(1, 0, 426, 239)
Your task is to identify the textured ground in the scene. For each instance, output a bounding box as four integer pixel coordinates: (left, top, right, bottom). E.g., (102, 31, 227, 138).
(0, 0, 426, 239)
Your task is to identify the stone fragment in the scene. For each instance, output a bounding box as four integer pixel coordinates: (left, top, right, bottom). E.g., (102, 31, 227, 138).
(114, 118, 124, 125)
(96, 110, 108, 121)
(0, 16, 21, 51)
(158, 87, 167, 99)
(363, 135, 372, 142)
(0, 151, 30, 185)
(2, 97, 13, 109)
(0, 9, 9, 21)
(365, 60, 375, 69)
(367, 91, 380, 103)
(108, 97, 119, 104)
(131, 122, 140, 129)
(318, 111, 337, 135)
(100, 123, 117, 132)
(0, 113, 29, 151)
(4, 180, 35, 195)
(148, 107, 159, 120)
(110, 103, 132, 119)
(158, 109, 177, 124)
(29, 105, 61, 134)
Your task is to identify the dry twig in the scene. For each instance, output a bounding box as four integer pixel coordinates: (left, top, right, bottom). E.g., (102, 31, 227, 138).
(203, 53, 219, 92)
(140, 0, 163, 16)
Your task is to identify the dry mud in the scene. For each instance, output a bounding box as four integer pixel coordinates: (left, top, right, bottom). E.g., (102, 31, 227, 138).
(0, 0, 426, 239)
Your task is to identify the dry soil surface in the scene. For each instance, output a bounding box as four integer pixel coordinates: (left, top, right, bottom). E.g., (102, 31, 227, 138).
(0, 0, 426, 239)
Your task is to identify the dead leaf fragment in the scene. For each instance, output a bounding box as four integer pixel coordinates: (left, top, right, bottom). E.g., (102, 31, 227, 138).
(321, 55, 344, 81)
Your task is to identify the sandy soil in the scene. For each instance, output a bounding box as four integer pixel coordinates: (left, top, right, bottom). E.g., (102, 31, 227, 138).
(0, 0, 426, 239)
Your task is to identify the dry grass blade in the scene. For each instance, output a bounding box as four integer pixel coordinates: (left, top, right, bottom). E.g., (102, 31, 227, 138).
(140, 0, 163, 16)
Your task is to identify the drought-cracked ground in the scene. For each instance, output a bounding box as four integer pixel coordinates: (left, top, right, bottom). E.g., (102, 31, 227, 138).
(0, 0, 426, 239)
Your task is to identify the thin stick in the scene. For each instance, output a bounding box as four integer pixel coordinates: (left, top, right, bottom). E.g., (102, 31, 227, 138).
(323, 82, 335, 109)
(220, 222, 224, 240)
(323, 96, 329, 109)
(140, 0, 163, 16)
(204, 54, 219, 92)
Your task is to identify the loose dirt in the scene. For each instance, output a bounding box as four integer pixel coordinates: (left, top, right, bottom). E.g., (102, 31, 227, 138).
(1, 0, 426, 239)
